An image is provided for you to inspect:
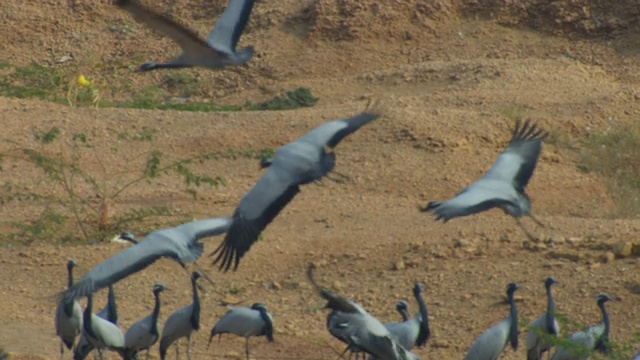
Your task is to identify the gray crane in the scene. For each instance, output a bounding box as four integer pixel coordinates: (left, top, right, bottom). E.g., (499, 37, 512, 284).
(207, 303, 274, 360)
(526, 277, 560, 360)
(60, 217, 231, 302)
(383, 283, 430, 353)
(54, 259, 83, 360)
(74, 285, 119, 360)
(550, 294, 614, 360)
(212, 111, 381, 271)
(350, 300, 413, 360)
(0, 352, 7, 360)
(307, 264, 420, 360)
(159, 272, 202, 360)
(125, 284, 169, 360)
(82, 292, 127, 359)
(463, 283, 520, 360)
(75, 234, 136, 360)
(115, 0, 256, 72)
(422, 120, 548, 240)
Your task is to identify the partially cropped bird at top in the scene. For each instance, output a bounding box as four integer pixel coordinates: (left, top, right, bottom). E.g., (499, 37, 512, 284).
(208, 303, 274, 360)
(550, 294, 614, 360)
(54, 259, 83, 360)
(159, 272, 202, 360)
(212, 111, 381, 271)
(422, 119, 548, 240)
(463, 282, 520, 360)
(125, 283, 169, 360)
(307, 264, 419, 360)
(115, 0, 257, 72)
(526, 276, 560, 360)
(60, 217, 231, 302)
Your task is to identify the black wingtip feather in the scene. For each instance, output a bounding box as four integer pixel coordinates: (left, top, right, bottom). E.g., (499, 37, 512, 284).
(512, 119, 548, 143)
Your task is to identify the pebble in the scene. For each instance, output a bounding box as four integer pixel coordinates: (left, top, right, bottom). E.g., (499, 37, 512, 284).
(602, 252, 616, 263)
(612, 241, 633, 258)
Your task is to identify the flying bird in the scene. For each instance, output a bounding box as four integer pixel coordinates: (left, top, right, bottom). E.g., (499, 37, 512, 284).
(208, 303, 274, 360)
(212, 111, 381, 271)
(54, 259, 83, 360)
(422, 120, 548, 240)
(526, 277, 560, 360)
(116, 0, 256, 72)
(463, 283, 520, 360)
(550, 294, 614, 360)
(307, 264, 419, 360)
(60, 217, 231, 302)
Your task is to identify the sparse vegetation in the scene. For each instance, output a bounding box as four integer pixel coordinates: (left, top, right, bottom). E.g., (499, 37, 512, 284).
(499, 103, 527, 122)
(578, 125, 640, 217)
(247, 87, 319, 110)
(0, 126, 269, 244)
(0, 62, 68, 102)
(0, 62, 320, 113)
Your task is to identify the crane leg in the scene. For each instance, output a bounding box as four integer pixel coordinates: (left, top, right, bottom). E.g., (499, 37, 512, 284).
(245, 338, 250, 360)
(146, 349, 150, 360)
(529, 213, 546, 228)
(515, 217, 536, 241)
(59, 342, 64, 360)
(186, 335, 192, 360)
(175, 341, 179, 360)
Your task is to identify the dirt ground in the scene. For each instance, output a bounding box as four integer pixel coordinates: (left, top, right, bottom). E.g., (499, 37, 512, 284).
(1, 0, 640, 359)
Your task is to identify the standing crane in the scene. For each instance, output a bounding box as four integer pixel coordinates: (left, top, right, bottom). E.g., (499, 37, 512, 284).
(125, 284, 169, 360)
(463, 283, 520, 360)
(54, 259, 83, 360)
(526, 277, 560, 360)
(208, 303, 274, 360)
(159, 272, 202, 360)
(550, 294, 614, 360)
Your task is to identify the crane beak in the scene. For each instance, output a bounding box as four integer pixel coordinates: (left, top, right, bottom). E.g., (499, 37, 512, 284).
(193, 261, 215, 287)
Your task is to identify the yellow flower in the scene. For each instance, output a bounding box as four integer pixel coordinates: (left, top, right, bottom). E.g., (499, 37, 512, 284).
(77, 75, 91, 88)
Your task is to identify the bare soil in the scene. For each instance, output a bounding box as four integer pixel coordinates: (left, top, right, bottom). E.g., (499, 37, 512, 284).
(1, 1, 640, 359)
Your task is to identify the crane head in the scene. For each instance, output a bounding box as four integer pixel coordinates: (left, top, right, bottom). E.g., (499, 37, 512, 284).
(67, 259, 78, 269)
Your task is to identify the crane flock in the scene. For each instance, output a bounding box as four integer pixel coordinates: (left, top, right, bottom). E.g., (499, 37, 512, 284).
(32, 0, 632, 360)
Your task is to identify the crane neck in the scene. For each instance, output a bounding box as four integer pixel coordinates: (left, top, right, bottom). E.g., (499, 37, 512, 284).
(257, 309, 274, 342)
(83, 293, 97, 340)
(599, 300, 610, 345)
(414, 290, 430, 347)
(67, 264, 74, 289)
(106, 286, 118, 325)
(399, 308, 409, 322)
(508, 290, 519, 350)
(150, 290, 162, 336)
(545, 283, 556, 334)
(189, 277, 200, 331)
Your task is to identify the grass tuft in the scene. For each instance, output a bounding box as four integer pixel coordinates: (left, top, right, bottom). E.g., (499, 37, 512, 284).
(248, 87, 319, 110)
(578, 125, 640, 217)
